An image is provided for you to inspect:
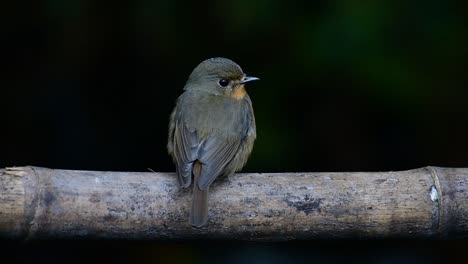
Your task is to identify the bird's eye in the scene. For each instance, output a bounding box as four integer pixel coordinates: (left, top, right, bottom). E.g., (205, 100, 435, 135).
(218, 79, 229, 87)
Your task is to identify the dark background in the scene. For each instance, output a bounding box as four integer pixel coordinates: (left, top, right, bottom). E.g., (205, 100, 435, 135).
(1, 0, 468, 263)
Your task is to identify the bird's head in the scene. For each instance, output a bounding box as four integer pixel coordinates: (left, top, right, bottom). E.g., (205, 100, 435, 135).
(184, 57, 259, 99)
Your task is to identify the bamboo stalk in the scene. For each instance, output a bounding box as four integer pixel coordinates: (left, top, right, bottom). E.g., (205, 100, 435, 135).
(0, 166, 467, 240)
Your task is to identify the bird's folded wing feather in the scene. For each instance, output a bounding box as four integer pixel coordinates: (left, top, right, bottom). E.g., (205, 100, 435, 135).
(173, 122, 199, 188)
(197, 135, 242, 190)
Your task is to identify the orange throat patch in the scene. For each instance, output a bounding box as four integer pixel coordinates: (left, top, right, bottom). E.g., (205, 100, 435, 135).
(230, 84, 247, 99)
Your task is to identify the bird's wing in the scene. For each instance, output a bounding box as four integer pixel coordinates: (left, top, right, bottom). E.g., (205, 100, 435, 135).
(173, 122, 200, 188)
(196, 135, 242, 190)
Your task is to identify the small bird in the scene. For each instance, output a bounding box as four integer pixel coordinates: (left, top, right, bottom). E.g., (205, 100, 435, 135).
(168, 57, 258, 227)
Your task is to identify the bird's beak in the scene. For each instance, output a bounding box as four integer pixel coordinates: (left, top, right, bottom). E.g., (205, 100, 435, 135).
(240, 76, 260, 84)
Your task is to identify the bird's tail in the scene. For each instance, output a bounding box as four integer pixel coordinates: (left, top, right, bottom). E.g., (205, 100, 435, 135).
(190, 161, 208, 227)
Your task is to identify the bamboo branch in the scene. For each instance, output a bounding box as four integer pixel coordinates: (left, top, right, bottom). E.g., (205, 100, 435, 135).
(1, 166, 467, 240)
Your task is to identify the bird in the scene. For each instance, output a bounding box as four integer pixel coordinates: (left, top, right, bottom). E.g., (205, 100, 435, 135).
(167, 57, 258, 227)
